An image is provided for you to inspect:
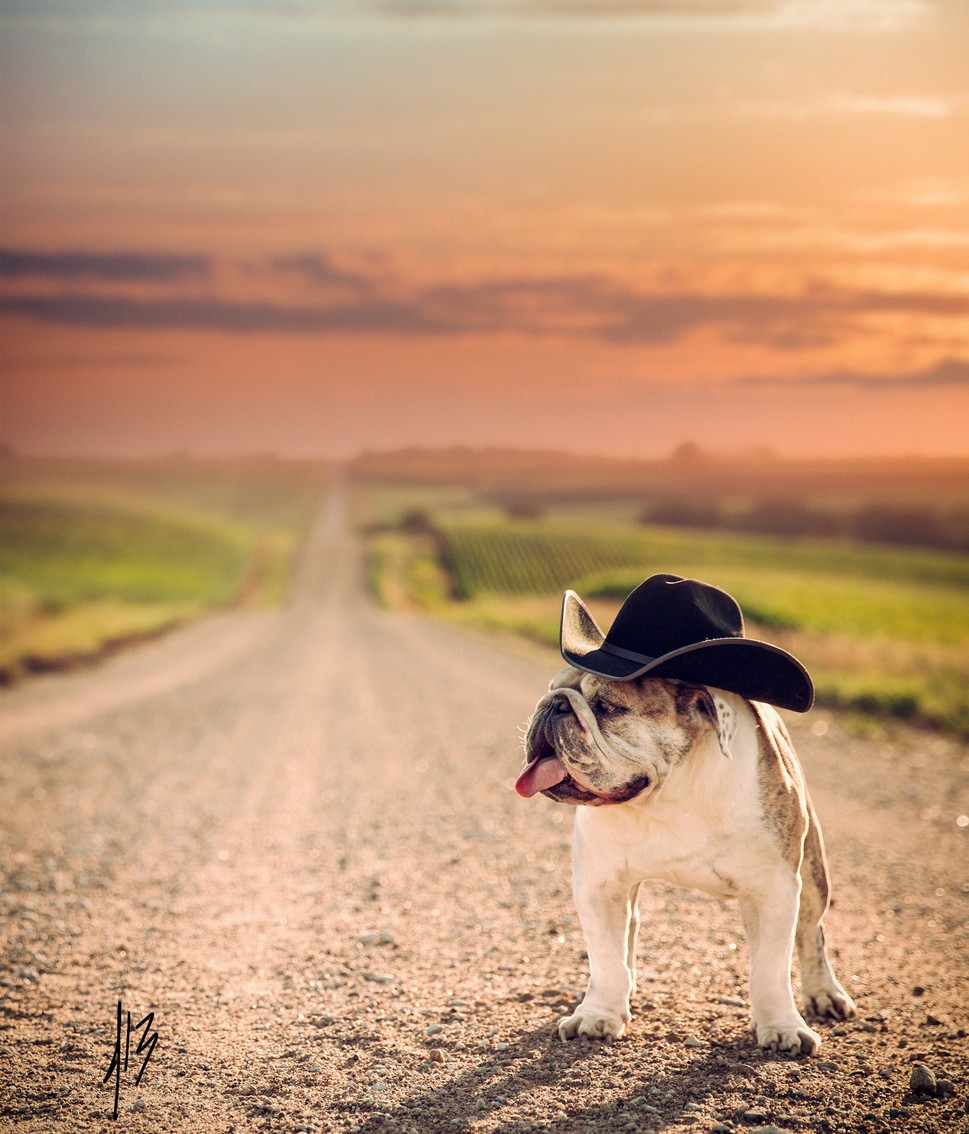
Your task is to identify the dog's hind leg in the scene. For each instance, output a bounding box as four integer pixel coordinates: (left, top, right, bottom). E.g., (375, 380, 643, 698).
(796, 798, 857, 1021)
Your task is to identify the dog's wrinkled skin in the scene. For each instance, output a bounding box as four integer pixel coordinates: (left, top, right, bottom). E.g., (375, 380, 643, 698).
(520, 666, 856, 1055)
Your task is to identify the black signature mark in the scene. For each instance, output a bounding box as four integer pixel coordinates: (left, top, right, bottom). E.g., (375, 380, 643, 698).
(103, 1000, 158, 1120)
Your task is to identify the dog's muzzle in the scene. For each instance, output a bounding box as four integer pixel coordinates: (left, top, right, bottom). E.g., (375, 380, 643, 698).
(516, 693, 571, 799)
(517, 689, 650, 806)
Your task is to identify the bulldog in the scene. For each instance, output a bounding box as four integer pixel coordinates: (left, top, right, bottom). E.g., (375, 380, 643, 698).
(517, 666, 857, 1055)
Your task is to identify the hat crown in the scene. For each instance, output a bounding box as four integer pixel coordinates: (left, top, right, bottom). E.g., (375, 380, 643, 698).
(608, 574, 744, 657)
(559, 573, 813, 711)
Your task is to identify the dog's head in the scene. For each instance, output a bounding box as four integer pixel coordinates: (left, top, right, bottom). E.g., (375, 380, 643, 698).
(517, 666, 737, 806)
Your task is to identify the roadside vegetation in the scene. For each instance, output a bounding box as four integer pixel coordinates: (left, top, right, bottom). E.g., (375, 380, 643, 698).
(357, 468, 969, 738)
(0, 454, 325, 682)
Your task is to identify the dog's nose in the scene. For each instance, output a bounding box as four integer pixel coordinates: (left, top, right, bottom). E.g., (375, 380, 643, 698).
(548, 693, 572, 715)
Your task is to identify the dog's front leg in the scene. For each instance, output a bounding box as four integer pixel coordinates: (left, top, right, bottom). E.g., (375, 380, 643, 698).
(739, 876, 822, 1056)
(626, 880, 642, 1000)
(559, 852, 638, 1043)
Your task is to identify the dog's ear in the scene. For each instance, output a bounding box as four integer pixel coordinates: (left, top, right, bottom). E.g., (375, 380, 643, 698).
(691, 686, 737, 759)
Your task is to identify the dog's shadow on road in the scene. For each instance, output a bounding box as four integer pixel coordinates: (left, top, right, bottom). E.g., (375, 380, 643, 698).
(349, 1018, 790, 1133)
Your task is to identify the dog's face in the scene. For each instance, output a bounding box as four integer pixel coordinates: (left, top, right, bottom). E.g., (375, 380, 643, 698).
(517, 666, 731, 806)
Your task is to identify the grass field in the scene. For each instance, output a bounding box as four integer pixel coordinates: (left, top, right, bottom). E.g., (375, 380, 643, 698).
(0, 455, 325, 681)
(362, 495, 969, 737)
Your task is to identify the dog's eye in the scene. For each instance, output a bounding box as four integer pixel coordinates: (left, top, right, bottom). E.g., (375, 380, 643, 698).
(596, 699, 624, 716)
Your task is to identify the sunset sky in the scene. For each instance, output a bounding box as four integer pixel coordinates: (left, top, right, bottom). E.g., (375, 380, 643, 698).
(2, 0, 968, 459)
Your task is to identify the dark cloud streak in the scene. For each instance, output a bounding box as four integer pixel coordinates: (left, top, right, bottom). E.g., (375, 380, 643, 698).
(735, 357, 969, 389)
(0, 248, 210, 283)
(3, 252, 966, 348)
(0, 293, 474, 337)
(267, 253, 376, 293)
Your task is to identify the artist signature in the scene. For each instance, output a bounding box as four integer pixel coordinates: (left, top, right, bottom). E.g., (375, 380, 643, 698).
(103, 1000, 158, 1120)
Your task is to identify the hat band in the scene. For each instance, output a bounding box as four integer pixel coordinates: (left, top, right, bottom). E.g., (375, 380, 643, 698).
(598, 641, 657, 666)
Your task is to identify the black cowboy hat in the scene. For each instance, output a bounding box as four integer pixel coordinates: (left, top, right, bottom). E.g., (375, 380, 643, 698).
(560, 573, 814, 712)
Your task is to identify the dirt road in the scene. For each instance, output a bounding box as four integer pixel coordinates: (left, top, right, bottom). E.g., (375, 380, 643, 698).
(1, 484, 967, 1133)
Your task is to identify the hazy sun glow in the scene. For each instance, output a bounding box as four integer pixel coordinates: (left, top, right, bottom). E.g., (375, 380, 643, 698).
(1, 0, 967, 458)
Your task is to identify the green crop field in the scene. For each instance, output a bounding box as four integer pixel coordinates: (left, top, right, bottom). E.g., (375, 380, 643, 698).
(436, 518, 969, 638)
(365, 501, 969, 737)
(0, 455, 325, 681)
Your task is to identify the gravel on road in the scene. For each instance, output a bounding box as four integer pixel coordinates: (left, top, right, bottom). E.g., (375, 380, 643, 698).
(1, 486, 967, 1133)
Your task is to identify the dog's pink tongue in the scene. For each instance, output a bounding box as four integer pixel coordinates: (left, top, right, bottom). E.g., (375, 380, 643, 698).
(515, 755, 567, 798)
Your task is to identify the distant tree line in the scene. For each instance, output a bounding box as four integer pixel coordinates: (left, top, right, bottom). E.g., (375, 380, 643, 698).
(487, 491, 969, 551)
(347, 446, 969, 553)
(639, 496, 969, 551)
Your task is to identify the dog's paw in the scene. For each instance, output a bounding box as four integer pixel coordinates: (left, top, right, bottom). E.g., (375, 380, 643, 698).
(804, 983, 857, 1021)
(753, 1018, 822, 1056)
(558, 1004, 628, 1043)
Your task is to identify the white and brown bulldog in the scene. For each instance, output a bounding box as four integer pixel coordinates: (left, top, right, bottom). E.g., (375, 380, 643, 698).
(516, 576, 856, 1055)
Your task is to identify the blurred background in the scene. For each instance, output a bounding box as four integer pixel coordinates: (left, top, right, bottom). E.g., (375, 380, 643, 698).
(2, 0, 968, 734)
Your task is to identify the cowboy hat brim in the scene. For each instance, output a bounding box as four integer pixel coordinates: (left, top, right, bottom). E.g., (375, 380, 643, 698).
(560, 590, 815, 713)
